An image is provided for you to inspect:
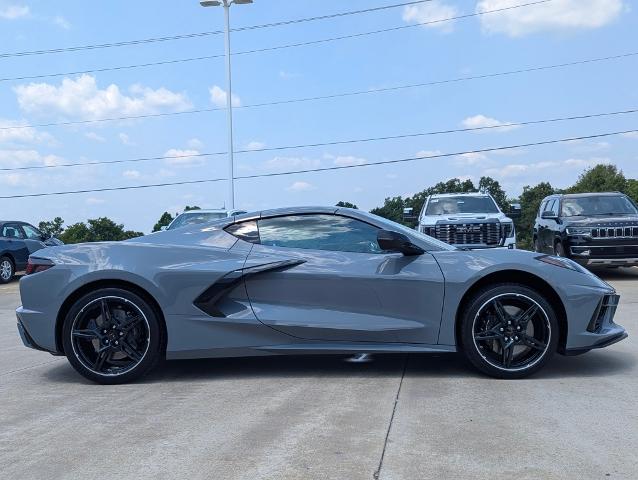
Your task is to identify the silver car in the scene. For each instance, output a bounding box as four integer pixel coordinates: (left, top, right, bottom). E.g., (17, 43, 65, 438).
(17, 207, 627, 384)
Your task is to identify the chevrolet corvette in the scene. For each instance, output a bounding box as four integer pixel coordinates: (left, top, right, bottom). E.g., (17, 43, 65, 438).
(17, 207, 627, 384)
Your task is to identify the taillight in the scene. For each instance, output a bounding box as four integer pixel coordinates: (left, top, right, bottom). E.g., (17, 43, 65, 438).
(25, 258, 54, 275)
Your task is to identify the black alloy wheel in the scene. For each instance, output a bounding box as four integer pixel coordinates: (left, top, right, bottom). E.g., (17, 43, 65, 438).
(460, 284, 558, 379)
(62, 288, 163, 384)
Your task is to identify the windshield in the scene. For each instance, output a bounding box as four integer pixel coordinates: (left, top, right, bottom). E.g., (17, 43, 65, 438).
(561, 196, 638, 217)
(425, 196, 499, 215)
(168, 212, 227, 230)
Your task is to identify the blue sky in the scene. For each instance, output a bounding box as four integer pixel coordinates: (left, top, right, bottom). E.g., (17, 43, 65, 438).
(0, 0, 636, 232)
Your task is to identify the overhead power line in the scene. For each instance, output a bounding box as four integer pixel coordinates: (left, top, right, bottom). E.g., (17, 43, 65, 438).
(1, 128, 635, 199)
(1, 108, 636, 172)
(0, 0, 550, 83)
(0, 1, 439, 59)
(1, 51, 635, 132)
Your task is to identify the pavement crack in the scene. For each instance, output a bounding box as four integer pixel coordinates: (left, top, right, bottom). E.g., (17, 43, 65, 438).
(373, 354, 408, 480)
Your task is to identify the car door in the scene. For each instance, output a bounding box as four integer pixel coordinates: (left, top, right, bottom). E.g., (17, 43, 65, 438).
(242, 213, 445, 344)
(1, 223, 29, 270)
(539, 199, 555, 252)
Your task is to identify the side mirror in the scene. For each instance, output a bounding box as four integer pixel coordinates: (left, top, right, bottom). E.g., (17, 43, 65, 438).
(160, 226, 168, 231)
(377, 230, 425, 256)
(541, 210, 558, 220)
(403, 207, 417, 223)
(509, 203, 521, 219)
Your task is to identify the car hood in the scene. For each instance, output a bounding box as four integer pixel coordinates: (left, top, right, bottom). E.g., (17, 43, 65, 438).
(565, 215, 638, 226)
(420, 212, 509, 224)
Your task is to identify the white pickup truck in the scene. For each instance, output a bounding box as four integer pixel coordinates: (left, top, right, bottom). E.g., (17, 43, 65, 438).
(406, 192, 520, 249)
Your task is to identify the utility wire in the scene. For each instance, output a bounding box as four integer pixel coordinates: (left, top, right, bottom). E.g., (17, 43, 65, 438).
(0, 0, 550, 83)
(1, 51, 635, 132)
(2, 128, 635, 199)
(2, 108, 636, 172)
(0, 0, 439, 59)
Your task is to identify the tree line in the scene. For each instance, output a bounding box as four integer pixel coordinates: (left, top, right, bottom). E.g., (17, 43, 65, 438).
(37, 163, 635, 249)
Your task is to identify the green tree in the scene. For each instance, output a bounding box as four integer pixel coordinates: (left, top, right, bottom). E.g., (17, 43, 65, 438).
(59, 217, 143, 244)
(38, 217, 65, 238)
(515, 182, 555, 250)
(569, 164, 627, 194)
(478, 176, 509, 212)
(626, 179, 638, 205)
(153, 212, 175, 232)
(336, 201, 358, 209)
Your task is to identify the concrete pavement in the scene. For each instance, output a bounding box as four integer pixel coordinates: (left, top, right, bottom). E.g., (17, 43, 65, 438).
(1, 269, 637, 480)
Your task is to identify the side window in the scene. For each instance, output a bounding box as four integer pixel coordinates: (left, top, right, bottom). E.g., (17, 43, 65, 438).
(225, 220, 260, 244)
(544, 200, 555, 215)
(22, 224, 43, 240)
(539, 201, 547, 216)
(258, 214, 383, 254)
(2, 224, 25, 239)
(551, 199, 560, 216)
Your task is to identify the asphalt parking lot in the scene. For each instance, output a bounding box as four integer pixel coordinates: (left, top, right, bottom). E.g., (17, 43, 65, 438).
(1, 271, 637, 480)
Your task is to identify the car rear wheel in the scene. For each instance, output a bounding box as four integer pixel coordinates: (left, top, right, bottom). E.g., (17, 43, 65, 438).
(0, 256, 14, 284)
(459, 284, 559, 379)
(62, 288, 164, 384)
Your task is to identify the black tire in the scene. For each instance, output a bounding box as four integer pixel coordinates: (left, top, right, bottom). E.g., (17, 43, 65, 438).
(62, 287, 164, 384)
(533, 237, 540, 253)
(554, 241, 566, 257)
(0, 256, 14, 284)
(459, 283, 559, 379)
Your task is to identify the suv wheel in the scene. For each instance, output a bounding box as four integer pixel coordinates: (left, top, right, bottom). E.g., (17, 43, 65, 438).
(459, 283, 558, 379)
(554, 241, 566, 257)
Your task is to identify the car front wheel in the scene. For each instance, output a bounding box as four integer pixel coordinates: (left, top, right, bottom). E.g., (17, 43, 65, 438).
(0, 256, 14, 284)
(62, 288, 164, 384)
(459, 284, 559, 379)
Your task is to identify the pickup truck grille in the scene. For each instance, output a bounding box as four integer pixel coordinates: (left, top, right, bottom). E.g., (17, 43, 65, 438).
(424, 222, 501, 246)
(591, 226, 638, 239)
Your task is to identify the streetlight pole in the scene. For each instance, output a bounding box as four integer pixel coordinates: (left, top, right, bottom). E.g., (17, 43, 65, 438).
(200, 0, 252, 210)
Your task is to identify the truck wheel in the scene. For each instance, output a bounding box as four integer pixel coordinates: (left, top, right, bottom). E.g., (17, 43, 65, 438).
(553, 242, 566, 257)
(0, 256, 14, 283)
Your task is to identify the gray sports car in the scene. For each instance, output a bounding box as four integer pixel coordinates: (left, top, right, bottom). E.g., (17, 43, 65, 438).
(17, 206, 627, 384)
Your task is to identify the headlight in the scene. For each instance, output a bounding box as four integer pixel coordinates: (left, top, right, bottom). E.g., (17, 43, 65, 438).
(502, 221, 515, 238)
(566, 226, 591, 236)
(536, 255, 591, 275)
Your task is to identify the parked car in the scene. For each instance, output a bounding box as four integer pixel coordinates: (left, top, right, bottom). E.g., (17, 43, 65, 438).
(18, 206, 625, 384)
(0, 221, 63, 283)
(534, 192, 638, 267)
(406, 192, 520, 249)
(165, 209, 247, 231)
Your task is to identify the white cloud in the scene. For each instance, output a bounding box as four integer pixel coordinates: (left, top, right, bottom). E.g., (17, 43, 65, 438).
(53, 15, 71, 29)
(84, 132, 106, 142)
(118, 133, 134, 146)
(187, 138, 204, 149)
(416, 150, 443, 158)
(622, 131, 638, 139)
(14, 74, 192, 120)
(123, 170, 141, 179)
(484, 158, 610, 178)
(164, 148, 203, 167)
(245, 141, 266, 151)
(477, 0, 624, 37)
(402, 1, 459, 32)
(209, 85, 241, 108)
(264, 156, 321, 171)
(461, 114, 520, 132)
(287, 181, 315, 192)
(86, 197, 105, 205)
(0, 4, 29, 20)
(458, 152, 490, 166)
(324, 154, 367, 167)
(0, 149, 63, 169)
(0, 118, 55, 146)
(279, 70, 300, 80)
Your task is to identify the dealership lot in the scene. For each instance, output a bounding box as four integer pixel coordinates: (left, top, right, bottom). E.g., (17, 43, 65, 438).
(1, 271, 637, 480)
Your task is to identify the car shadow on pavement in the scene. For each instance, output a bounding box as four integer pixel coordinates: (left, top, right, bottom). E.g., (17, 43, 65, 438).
(42, 349, 635, 384)
(591, 267, 638, 281)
